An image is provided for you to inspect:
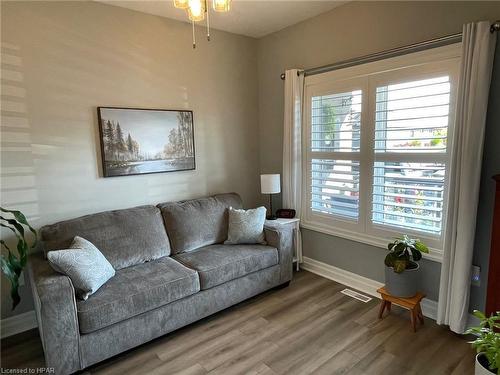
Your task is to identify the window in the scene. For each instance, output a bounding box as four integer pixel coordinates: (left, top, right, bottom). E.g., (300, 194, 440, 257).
(302, 45, 461, 260)
(311, 89, 362, 220)
(372, 76, 451, 235)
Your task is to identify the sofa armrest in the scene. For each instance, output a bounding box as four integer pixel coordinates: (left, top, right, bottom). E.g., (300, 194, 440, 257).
(264, 226, 293, 284)
(28, 251, 81, 374)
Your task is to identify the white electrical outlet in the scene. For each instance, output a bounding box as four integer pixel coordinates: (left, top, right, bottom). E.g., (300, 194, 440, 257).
(471, 265, 481, 287)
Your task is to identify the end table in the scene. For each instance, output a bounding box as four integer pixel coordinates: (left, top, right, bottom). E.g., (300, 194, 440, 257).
(264, 218, 301, 271)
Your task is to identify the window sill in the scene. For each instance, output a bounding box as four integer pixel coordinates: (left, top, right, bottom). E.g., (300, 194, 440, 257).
(300, 220, 444, 263)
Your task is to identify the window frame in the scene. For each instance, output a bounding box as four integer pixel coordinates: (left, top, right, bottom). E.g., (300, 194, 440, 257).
(304, 77, 369, 234)
(301, 44, 462, 262)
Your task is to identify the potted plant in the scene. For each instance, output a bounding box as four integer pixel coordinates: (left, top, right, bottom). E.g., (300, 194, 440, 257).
(0, 207, 37, 309)
(384, 235, 429, 298)
(466, 310, 500, 375)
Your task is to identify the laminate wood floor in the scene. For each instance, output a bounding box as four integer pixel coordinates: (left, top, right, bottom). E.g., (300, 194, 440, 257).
(1, 271, 474, 374)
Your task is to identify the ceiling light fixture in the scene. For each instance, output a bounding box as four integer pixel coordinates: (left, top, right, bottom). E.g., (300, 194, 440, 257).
(173, 0, 189, 9)
(212, 0, 231, 12)
(174, 0, 231, 48)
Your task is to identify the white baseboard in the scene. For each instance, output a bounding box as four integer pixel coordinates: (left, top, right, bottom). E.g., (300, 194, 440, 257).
(421, 299, 438, 321)
(301, 257, 384, 297)
(301, 256, 438, 320)
(0, 310, 37, 339)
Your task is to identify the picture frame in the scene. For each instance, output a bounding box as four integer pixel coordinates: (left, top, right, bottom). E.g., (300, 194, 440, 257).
(97, 107, 195, 177)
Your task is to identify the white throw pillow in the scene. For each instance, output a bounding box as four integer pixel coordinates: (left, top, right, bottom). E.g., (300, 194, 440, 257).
(224, 206, 267, 245)
(47, 236, 115, 300)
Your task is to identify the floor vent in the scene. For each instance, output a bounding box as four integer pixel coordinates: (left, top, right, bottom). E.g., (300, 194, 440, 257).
(341, 288, 372, 303)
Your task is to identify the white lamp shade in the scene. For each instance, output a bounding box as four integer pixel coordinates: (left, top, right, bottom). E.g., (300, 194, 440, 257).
(260, 174, 281, 194)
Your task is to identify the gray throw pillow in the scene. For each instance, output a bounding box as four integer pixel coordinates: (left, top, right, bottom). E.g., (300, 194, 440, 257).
(47, 236, 115, 300)
(224, 206, 266, 245)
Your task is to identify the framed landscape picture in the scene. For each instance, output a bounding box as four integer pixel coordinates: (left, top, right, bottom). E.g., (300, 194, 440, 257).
(97, 107, 195, 177)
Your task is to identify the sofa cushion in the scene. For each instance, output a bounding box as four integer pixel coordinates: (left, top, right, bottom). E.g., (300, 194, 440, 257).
(47, 236, 115, 300)
(76, 257, 200, 333)
(158, 193, 243, 254)
(173, 244, 278, 290)
(40, 205, 171, 270)
(225, 207, 267, 245)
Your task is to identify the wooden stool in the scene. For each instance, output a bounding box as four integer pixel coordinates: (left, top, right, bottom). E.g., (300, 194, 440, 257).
(377, 286, 425, 332)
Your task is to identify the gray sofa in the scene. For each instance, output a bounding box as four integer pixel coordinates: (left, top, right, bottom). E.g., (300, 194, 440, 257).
(27, 193, 293, 374)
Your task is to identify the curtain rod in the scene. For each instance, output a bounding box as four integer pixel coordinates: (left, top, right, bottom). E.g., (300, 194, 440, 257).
(280, 21, 500, 80)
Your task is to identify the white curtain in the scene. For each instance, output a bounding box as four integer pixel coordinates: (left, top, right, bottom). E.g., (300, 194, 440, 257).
(282, 69, 304, 263)
(437, 21, 497, 333)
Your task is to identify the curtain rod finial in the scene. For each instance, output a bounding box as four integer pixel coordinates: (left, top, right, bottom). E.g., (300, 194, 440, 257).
(491, 21, 500, 33)
(280, 73, 285, 80)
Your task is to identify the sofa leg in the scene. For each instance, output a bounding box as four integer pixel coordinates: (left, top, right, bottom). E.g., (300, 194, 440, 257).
(275, 281, 290, 290)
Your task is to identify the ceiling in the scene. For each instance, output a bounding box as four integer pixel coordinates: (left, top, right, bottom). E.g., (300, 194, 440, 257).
(98, 1, 345, 38)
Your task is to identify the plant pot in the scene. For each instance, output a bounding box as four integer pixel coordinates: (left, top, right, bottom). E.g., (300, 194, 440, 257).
(384, 262, 419, 298)
(475, 353, 497, 375)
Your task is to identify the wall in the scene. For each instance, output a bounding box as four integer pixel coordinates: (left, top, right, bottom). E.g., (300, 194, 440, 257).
(0, 1, 260, 319)
(470, 36, 500, 312)
(1, 0, 498, 325)
(257, 1, 500, 302)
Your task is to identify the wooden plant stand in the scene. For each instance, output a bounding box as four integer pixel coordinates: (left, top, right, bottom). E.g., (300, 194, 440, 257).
(377, 286, 425, 332)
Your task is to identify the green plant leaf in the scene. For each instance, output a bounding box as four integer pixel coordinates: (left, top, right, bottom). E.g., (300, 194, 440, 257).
(1, 255, 21, 308)
(0, 223, 22, 242)
(7, 251, 22, 276)
(473, 310, 487, 320)
(385, 253, 396, 267)
(0, 215, 25, 238)
(0, 207, 37, 241)
(394, 242, 406, 255)
(0, 208, 37, 310)
(415, 241, 429, 254)
(411, 249, 422, 261)
(386, 235, 428, 268)
(17, 239, 28, 268)
(468, 310, 500, 371)
(9, 277, 20, 310)
(393, 259, 408, 273)
(0, 239, 11, 252)
(1, 255, 16, 281)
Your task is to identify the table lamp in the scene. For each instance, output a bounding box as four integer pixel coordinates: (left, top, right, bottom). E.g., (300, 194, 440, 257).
(260, 174, 280, 220)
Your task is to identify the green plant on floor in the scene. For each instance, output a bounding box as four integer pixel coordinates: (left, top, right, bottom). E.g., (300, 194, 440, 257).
(467, 310, 500, 373)
(1, 207, 37, 309)
(385, 235, 429, 273)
